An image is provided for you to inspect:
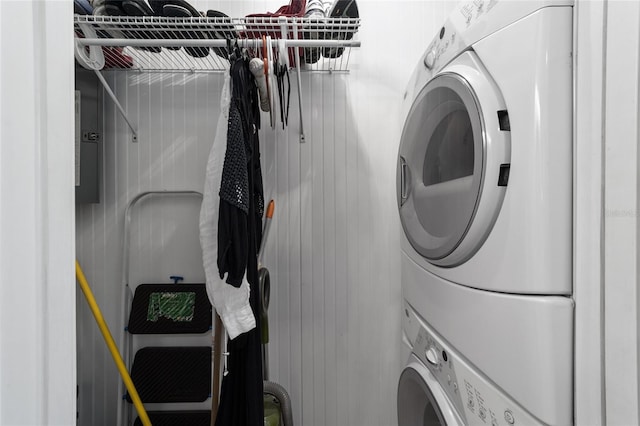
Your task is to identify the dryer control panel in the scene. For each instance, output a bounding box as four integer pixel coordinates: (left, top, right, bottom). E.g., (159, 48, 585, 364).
(412, 319, 543, 425)
(423, 0, 500, 73)
(422, 0, 573, 75)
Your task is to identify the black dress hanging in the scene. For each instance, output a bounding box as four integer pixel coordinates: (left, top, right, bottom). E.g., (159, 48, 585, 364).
(215, 52, 265, 426)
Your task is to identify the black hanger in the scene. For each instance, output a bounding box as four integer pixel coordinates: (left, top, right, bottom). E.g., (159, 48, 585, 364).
(275, 60, 290, 128)
(226, 39, 232, 61)
(226, 38, 242, 62)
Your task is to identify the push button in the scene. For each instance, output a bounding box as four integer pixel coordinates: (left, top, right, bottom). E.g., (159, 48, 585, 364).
(424, 51, 436, 69)
(479, 407, 487, 420)
(504, 410, 515, 424)
(425, 347, 439, 366)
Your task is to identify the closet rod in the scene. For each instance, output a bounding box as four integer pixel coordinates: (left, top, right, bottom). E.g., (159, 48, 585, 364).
(76, 38, 361, 49)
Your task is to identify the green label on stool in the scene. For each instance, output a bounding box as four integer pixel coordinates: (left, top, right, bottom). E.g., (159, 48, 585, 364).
(147, 292, 196, 322)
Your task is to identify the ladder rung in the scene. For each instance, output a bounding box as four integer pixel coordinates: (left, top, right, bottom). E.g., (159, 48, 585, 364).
(127, 346, 212, 403)
(128, 284, 211, 334)
(133, 411, 211, 426)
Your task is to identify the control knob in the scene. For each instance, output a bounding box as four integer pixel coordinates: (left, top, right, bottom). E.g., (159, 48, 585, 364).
(425, 347, 439, 366)
(424, 51, 436, 69)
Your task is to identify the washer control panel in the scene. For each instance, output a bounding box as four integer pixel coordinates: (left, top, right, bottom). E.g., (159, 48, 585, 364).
(423, 26, 457, 72)
(411, 320, 543, 425)
(413, 327, 466, 422)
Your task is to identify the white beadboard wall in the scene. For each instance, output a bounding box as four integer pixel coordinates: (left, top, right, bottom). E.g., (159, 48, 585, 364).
(75, 72, 221, 426)
(75, 1, 455, 425)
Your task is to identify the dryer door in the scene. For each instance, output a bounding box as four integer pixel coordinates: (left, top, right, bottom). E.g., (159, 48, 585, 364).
(397, 51, 510, 267)
(398, 359, 463, 426)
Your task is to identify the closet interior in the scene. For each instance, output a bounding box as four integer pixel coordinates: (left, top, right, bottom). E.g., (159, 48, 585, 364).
(74, 2, 368, 425)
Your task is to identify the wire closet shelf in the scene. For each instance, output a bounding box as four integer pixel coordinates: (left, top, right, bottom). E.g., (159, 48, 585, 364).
(74, 15, 361, 73)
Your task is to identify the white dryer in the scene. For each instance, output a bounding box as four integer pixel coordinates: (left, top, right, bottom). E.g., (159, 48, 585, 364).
(397, 1, 575, 425)
(397, 0, 573, 295)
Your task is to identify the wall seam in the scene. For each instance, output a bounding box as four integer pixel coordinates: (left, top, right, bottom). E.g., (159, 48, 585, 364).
(600, 1, 608, 422)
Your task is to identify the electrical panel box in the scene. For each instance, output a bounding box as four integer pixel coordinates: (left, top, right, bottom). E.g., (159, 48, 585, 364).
(75, 68, 102, 204)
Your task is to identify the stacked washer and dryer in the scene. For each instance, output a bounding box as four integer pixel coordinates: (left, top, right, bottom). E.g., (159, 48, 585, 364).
(397, 1, 574, 425)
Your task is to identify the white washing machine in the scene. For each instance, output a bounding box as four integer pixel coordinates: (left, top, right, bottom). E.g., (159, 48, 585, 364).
(397, 1, 575, 425)
(398, 304, 548, 426)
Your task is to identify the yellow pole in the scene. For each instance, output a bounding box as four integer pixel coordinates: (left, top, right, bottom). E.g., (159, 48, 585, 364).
(75, 260, 152, 426)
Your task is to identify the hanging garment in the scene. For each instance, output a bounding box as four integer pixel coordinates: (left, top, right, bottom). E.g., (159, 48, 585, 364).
(217, 97, 250, 287)
(218, 56, 265, 287)
(215, 53, 265, 426)
(199, 72, 256, 340)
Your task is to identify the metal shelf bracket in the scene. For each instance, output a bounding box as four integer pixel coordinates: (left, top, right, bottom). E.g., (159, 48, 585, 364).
(93, 70, 138, 142)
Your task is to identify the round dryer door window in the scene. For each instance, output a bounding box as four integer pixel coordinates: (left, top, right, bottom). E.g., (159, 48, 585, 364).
(397, 52, 510, 267)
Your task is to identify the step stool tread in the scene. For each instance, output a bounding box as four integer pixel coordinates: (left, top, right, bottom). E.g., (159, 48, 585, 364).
(127, 346, 212, 403)
(133, 410, 211, 426)
(128, 283, 211, 334)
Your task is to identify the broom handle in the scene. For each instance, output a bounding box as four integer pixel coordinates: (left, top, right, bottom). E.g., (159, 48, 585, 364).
(75, 260, 151, 426)
(258, 200, 275, 266)
(211, 313, 224, 425)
